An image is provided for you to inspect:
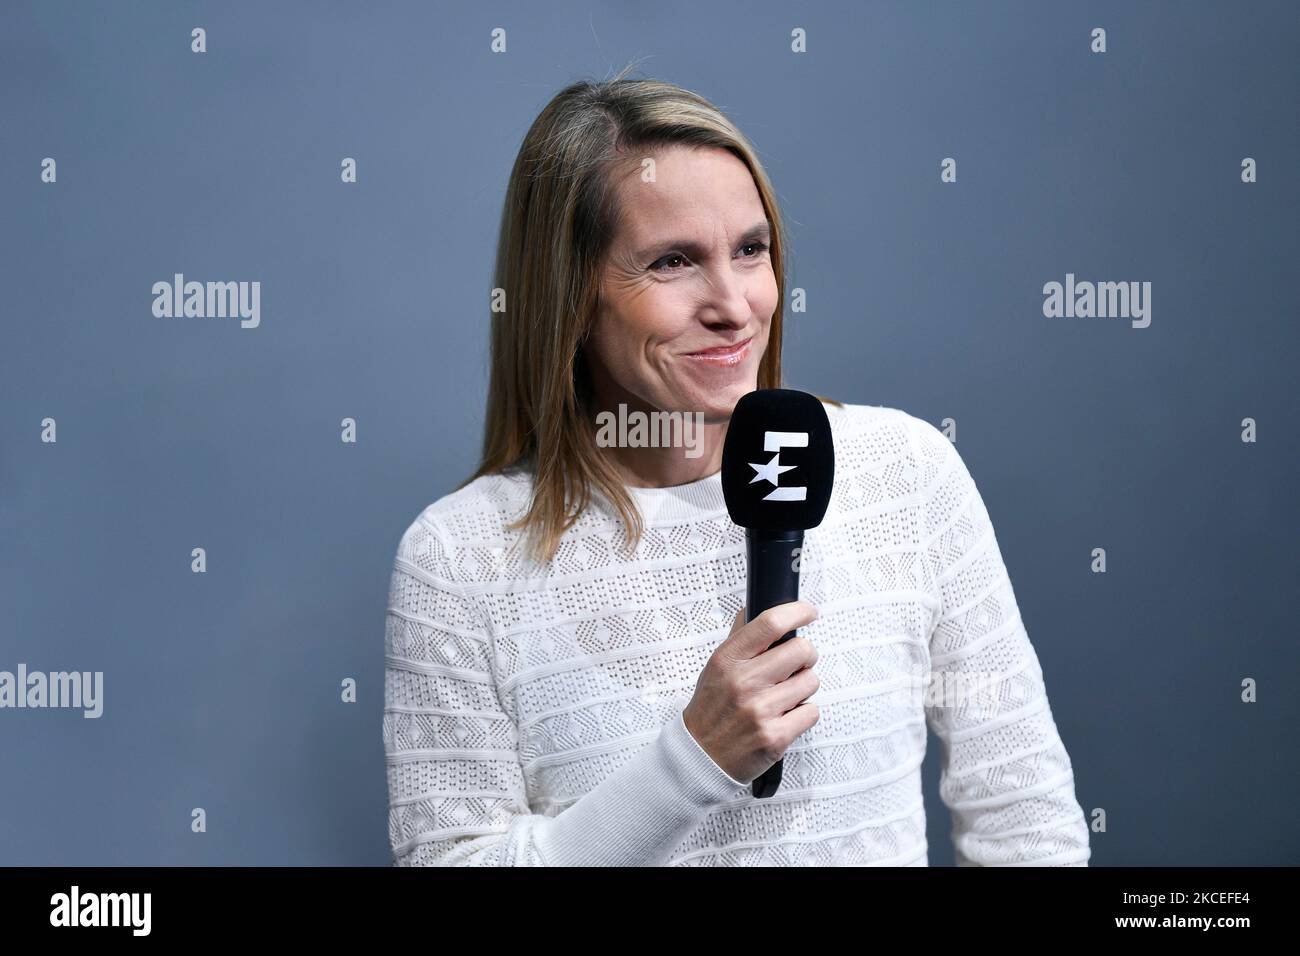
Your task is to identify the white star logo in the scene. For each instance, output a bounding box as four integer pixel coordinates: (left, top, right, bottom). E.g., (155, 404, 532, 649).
(749, 453, 796, 486)
(749, 430, 810, 502)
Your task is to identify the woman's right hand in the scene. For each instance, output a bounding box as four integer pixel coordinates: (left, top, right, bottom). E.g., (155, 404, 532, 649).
(682, 601, 821, 784)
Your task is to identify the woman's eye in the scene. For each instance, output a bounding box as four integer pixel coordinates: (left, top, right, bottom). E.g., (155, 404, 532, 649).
(650, 253, 687, 273)
(650, 241, 768, 273)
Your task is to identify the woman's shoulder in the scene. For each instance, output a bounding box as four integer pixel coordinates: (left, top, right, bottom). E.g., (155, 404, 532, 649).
(824, 399, 939, 447)
(828, 399, 981, 508)
(395, 467, 534, 553)
(820, 399, 965, 486)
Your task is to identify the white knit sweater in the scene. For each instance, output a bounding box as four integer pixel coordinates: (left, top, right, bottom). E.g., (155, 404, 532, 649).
(382, 401, 1092, 866)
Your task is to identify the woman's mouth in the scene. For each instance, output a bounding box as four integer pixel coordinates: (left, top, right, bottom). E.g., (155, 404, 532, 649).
(683, 336, 753, 367)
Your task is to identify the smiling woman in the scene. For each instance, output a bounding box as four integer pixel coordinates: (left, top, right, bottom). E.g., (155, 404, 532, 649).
(381, 65, 1091, 867)
(468, 69, 812, 560)
(583, 143, 778, 490)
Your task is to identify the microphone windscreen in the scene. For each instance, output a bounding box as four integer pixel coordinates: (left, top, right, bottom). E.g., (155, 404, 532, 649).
(721, 388, 835, 531)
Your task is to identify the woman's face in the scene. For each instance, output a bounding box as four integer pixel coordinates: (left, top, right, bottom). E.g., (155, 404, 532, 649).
(585, 144, 777, 424)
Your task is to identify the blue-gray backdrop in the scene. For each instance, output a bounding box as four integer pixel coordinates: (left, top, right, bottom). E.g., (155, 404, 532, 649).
(1, 0, 1295, 865)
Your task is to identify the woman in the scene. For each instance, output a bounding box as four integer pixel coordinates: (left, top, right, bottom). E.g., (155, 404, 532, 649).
(382, 70, 1091, 866)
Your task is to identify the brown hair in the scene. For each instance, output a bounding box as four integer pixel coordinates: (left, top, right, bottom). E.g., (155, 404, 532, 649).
(463, 63, 840, 564)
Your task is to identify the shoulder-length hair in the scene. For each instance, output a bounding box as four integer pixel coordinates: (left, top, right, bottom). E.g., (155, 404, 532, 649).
(463, 64, 839, 564)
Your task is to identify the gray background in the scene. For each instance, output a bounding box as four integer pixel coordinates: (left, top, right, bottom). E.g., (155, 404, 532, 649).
(1, 0, 1295, 865)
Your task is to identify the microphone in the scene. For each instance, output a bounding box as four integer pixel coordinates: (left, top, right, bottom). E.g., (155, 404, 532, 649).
(720, 388, 835, 799)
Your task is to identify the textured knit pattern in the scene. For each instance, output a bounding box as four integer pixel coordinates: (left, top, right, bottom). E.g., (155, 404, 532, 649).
(382, 402, 1092, 866)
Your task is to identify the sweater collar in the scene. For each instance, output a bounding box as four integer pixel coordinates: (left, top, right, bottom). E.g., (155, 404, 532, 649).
(508, 462, 728, 525)
(625, 468, 725, 523)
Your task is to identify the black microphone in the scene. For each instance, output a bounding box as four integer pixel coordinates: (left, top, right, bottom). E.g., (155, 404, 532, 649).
(720, 388, 835, 799)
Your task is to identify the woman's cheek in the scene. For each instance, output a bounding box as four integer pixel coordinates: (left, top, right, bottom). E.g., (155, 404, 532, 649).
(755, 267, 778, 311)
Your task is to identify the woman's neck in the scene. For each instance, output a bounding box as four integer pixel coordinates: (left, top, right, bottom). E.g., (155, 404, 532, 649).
(602, 424, 728, 488)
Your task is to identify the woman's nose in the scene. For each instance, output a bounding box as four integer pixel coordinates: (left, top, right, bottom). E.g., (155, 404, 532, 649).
(698, 269, 755, 325)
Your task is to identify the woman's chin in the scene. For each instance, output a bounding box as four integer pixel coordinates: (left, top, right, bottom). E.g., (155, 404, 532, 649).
(679, 379, 758, 421)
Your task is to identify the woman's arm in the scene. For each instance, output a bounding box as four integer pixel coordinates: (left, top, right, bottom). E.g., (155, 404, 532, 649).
(383, 512, 745, 866)
(907, 415, 1092, 866)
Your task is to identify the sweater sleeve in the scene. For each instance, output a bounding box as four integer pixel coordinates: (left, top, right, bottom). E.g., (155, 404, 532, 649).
(383, 512, 746, 866)
(907, 417, 1092, 866)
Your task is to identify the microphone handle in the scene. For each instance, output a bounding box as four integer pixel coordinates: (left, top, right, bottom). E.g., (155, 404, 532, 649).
(745, 528, 805, 799)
